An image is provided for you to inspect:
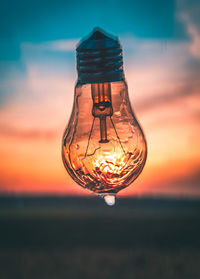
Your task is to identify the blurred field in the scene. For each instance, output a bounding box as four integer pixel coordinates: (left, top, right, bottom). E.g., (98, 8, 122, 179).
(0, 196, 200, 279)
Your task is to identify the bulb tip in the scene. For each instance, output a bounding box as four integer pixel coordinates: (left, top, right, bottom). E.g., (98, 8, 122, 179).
(103, 195, 116, 206)
(91, 27, 105, 39)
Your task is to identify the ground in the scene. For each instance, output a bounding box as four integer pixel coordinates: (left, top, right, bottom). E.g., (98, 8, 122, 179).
(0, 197, 200, 279)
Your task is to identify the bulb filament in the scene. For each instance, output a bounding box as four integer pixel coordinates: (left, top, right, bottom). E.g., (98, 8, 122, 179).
(84, 82, 125, 158)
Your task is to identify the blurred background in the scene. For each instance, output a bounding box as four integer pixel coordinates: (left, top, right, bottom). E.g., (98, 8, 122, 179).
(0, 0, 200, 278)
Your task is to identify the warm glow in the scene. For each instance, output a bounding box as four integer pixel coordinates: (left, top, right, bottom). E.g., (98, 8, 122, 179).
(95, 152, 128, 176)
(1, 5, 200, 197)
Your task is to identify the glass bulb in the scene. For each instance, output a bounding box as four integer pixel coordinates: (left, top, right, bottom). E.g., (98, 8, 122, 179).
(62, 28, 147, 204)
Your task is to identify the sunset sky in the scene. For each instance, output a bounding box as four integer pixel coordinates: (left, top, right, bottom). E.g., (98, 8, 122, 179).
(0, 0, 200, 197)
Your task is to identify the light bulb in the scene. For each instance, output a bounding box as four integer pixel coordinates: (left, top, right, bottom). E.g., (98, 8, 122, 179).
(62, 28, 147, 205)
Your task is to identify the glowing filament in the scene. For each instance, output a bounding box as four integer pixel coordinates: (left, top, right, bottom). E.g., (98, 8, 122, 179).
(95, 152, 128, 175)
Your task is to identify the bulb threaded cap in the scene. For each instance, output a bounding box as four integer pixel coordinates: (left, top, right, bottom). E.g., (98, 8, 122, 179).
(76, 28, 125, 84)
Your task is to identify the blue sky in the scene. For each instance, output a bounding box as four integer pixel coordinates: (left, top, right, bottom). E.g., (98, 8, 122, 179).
(0, 0, 198, 101)
(0, 0, 187, 61)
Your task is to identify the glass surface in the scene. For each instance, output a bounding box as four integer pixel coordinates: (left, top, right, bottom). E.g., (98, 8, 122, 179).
(62, 80, 147, 195)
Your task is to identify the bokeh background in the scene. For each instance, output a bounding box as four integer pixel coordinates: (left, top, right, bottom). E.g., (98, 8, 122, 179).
(0, 0, 200, 198)
(0, 0, 200, 278)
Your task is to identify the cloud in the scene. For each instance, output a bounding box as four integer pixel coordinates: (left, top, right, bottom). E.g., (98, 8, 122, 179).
(136, 79, 200, 113)
(21, 39, 78, 53)
(0, 125, 58, 140)
(145, 169, 200, 198)
(187, 24, 200, 59)
(178, 14, 200, 59)
(177, 0, 200, 59)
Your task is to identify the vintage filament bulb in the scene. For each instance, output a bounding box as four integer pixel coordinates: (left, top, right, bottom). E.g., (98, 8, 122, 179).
(62, 28, 147, 205)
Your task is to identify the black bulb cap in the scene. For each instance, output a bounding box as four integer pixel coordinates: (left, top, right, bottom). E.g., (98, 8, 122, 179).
(76, 27, 125, 84)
